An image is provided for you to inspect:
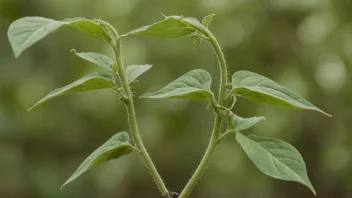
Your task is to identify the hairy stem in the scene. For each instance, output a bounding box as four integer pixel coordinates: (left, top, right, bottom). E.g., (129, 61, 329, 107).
(178, 29, 228, 198)
(113, 39, 169, 197)
(178, 115, 221, 198)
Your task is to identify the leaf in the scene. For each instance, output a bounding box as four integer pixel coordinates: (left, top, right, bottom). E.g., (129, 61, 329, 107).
(8, 17, 116, 58)
(230, 71, 331, 116)
(141, 69, 214, 101)
(236, 132, 316, 195)
(202, 14, 215, 28)
(71, 49, 114, 72)
(189, 33, 203, 45)
(227, 112, 265, 131)
(127, 16, 194, 38)
(125, 64, 153, 83)
(62, 132, 133, 189)
(29, 73, 115, 110)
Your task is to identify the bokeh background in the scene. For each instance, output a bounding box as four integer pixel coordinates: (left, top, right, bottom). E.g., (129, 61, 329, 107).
(0, 0, 351, 197)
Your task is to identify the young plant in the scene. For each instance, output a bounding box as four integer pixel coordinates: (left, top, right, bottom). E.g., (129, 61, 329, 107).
(124, 14, 331, 197)
(7, 17, 170, 197)
(7, 14, 331, 198)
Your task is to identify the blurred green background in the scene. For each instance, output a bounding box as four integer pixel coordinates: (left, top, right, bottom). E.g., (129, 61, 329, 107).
(0, 0, 351, 197)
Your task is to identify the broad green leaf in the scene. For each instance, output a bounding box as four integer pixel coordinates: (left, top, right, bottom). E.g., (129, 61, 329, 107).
(236, 132, 316, 194)
(62, 132, 133, 188)
(230, 71, 331, 116)
(202, 14, 215, 28)
(29, 73, 114, 110)
(8, 17, 116, 58)
(141, 69, 214, 101)
(227, 112, 265, 131)
(127, 16, 194, 38)
(125, 64, 153, 83)
(71, 49, 114, 72)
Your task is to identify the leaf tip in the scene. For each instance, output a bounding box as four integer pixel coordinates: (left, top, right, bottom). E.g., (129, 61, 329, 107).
(28, 102, 41, 111)
(60, 180, 70, 190)
(318, 109, 332, 117)
(309, 185, 317, 195)
(13, 52, 21, 59)
(325, 112, 332, 117)
(259, 116, 266, 121)
(160, 13, 167, 18)
(70, 49, 77, 53)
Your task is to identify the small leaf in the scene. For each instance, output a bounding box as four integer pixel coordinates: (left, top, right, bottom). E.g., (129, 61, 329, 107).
(62, 132, 133, 189)
(125, 64, 153, 83)
(127, 16, 194, 38)
(230, 71, 331, 116)
(216, 106, 231, 117)
(71, 49, 114, 72)
(202, 14, 215, 28)
(227, 112, 265, 131)
(236, 132, 316, 195)
(141, 69, 214, 101)
(8, 17, 116, 58)
(189, 32, 206, 45)
(29, 73, 114, 110)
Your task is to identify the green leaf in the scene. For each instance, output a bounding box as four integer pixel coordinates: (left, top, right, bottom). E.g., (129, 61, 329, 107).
(202, 14, 215, 28)
(8, 17, 116, 58)
(227, 112, 265, 131)
(141, 69, 214, 101)
(236, 132, 316, 195)
(127, 16, 195, 38)
(230, 71, 331, 116)
(189, 33, 203, 45)
(125, 64, 153, 83)
(71, 49, 114, 72)
(29, 73, 115, 110)
(62, 132, 133, 189)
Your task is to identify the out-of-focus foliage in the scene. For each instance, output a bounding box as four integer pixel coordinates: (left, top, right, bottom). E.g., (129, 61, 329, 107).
(0, 0, 350, 198)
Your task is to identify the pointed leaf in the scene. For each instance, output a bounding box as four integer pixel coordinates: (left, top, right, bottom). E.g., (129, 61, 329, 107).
(71, 49, 114, 72)
(227, 112, 265, 131)
(236, 132, 316, 194)
(202, 14, 215, 28)
(230, 71, 331, 116)
(127, 16, 194, 38)
(8, 17, 116, 58)
(29, 73, 114, 110)
(125, 64, 153, 83)
(62, 132, 133, 188)
(141, 69, 214, 101)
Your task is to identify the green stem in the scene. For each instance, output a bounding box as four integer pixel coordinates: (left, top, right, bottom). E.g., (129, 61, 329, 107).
(178, 115, 221, 198)
(113, 39, 169, 197)
(208, 32, 228, 105)
(178, 29, 228, 198)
